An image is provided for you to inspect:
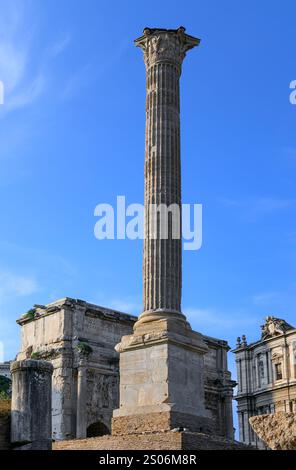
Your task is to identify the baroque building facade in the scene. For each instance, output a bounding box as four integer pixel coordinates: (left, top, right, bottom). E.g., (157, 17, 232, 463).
(16, 297, 235, 440)
(233, 316, 296, 449)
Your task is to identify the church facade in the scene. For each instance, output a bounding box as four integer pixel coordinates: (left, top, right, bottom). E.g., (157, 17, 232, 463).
(233, 316, 296, 448)
(16, 297, 235, 441)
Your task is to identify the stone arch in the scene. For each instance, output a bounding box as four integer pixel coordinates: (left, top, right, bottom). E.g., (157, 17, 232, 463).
(86, 421, 110, 437)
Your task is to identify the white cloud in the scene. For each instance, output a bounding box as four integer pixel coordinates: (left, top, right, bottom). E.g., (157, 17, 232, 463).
(62, 64, 92, 99)
(252, 197, 296, 214)
(5, 73, 45, 112)
(108, 298, 141, 315)
(184, 307, 258, 330)
(220, 196, 296, 221)
(0, 40, 27, 94)
(252, 291, 279, 306)
(47, 34, 71, 59)
(0, 1, 33, 110)
(62, 39, 129, 100)
(0, 270, 38, 303)
(0, 1, 70, 114)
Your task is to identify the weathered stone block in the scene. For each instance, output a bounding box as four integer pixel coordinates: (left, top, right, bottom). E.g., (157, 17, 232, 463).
(249, 412, 296, 450)
(10, 360, 53, 450)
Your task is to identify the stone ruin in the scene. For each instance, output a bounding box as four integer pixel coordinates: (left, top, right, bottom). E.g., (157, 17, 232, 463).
(0, 27, 259, 450)
(249, 412, 296, 450)
(15, 297, 235, 442)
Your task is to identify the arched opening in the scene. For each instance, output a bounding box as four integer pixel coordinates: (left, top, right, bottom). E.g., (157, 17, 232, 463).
(86, 421, 110, 437)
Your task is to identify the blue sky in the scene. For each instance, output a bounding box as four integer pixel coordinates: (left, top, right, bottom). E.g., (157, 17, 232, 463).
(0, 0, 296, 409)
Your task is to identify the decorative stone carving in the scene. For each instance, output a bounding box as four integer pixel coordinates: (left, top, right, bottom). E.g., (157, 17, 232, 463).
(261, 316, 294, 339)
(135, 27, 200, 70)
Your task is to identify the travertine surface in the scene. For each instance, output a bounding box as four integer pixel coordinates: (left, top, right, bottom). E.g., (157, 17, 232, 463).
(249, 412, 296, 450)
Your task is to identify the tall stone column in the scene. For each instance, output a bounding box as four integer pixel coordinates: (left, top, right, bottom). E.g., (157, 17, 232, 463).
(112, 28, 212, 436)
(136, 26, 198, 327)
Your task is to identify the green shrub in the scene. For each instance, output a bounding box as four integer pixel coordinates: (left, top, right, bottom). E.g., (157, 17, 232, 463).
(30, 351, 41, 359)
(0, 376, 11, 400)
(22, 308, 36, 320)
(76, 342, 93, 357)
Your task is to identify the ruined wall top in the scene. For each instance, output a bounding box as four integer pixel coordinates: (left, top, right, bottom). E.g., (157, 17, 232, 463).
(134, 27, 200, 69)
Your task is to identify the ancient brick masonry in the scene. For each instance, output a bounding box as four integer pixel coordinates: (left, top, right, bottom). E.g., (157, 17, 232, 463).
(53, 431, 250, 451)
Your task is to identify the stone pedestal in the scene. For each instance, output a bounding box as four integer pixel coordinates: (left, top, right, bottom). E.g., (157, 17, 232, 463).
(10, 360, 53, 450)
(112, 319, 213, 435)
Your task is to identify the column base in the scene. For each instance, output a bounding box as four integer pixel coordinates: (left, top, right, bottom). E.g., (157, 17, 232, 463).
(134, 309, 189, 329)
(113, 317, 213, 435)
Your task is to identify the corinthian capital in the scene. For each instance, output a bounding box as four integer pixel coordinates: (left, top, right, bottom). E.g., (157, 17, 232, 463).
(135, 27, 200, 69)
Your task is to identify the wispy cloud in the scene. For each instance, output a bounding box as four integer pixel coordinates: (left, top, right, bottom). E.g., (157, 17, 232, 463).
(6, 73, 45, 112)
(0, 1, 40, 112)
(0, 241, 76, 278)
(184, 307, 259, 330)
(0, 270, 38, 303)
(108, 298, 141, 315)
(62, 63, 92, 99)
(62, 39, 129, 100)
(252, 291, 279, 306)
(0, 1, 71, 114)
(47, 34, 71, 59)
(220, 196, 296, 221)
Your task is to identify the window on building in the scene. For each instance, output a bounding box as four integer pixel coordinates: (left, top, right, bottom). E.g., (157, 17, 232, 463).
(275, 363, 282, 381)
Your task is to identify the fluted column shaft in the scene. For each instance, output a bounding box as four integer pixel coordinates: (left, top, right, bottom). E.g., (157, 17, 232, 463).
(135, 27, 200, 322)
(143, 61, 181, 313)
